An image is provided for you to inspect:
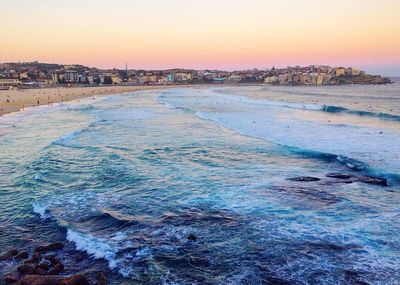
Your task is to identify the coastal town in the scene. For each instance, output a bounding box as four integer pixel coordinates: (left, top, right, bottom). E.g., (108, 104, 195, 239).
(0, 62, 391, 89)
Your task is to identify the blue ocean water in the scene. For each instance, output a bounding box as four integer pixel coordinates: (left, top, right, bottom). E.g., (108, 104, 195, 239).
(1, 86, 400, 284)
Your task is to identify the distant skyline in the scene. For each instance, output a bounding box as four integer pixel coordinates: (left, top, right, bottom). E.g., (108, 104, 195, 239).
(1, 0, 399, 76)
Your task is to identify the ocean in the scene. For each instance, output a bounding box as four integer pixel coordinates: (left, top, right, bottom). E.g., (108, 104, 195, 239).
(1, 84, 400, 284)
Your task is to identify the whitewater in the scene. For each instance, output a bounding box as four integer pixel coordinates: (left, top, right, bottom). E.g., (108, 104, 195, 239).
(1, 85, 400, 284)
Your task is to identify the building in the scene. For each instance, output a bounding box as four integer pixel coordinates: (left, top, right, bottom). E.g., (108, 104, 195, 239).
(0, 79, 21, 86)
(225, 74, 242, 84)
(111, 74, 122, 84)
(19, 72, 29, 80)
(335, 67, 346, 76)
(64, 72, 78, 83)
(316, 73, 325, 85)
(51, 73, 59, 83)
(175, 72, 192, 82)
(264, 76, 279, 84)
(87, 75, 94, 85)
(166, 74, 175, 83)
(351, 68, 360, 76)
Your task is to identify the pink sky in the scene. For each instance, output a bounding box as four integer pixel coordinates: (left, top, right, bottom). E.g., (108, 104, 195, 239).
(1, 0, 399, 75)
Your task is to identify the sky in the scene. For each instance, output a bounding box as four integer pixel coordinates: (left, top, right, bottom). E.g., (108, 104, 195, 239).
(1, 0, 400, 75)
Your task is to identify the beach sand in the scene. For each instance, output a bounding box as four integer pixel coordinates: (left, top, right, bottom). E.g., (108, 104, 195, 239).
(0, 85, 168, 116)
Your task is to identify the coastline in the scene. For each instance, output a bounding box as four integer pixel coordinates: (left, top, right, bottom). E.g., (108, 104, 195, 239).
(0, 85, 172, 117)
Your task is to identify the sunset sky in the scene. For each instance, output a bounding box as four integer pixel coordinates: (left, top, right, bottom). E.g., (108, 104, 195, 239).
(1, 0, 399, 75)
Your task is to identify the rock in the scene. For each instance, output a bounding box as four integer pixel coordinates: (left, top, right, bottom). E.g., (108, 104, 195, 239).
(21, 275, 64, 285)
(34, 268, 47, 276)
(326, 173, 352, 179)
(96, 272, 106, 285)
(18, 264, 36, 275)
(43, 255, 55, 262)
(35, 243, 64, 253)
(23, 259, 36, 265)
(17, 264, 46, 275)
(3, 273, 18, 284)
(36, 262, 50, 271)
(43, 255, 58, 267)
(32, 252, 41, 263)
(187, 234, 197, 241)
(64, 274, 90, 285)
(21, 274, 89, 285)
(357, 176, 388, 186)
(286, 176, 321, 182)
(15, 251, 30, 260)
(47, 263, 64, 275)
(0, 249, 18, 260)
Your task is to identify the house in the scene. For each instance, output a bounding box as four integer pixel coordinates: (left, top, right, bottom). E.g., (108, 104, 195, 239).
(19, 72, 29, 80)
(225, 74, 242, 84)
(264, 76, 279, 84)
(111, 74, 122, 84)
(175, 72, 192, 82)
(335, 67, 346, 76)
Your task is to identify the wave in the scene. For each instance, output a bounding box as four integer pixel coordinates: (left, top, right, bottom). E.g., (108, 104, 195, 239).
(321, 105, 400, 121)
(193, 111, 400, 185)
(66, 229, 119, 269)
(51, 129, 84, 147)
(32, 199, 130, 275)
(32, 202, 50, 219)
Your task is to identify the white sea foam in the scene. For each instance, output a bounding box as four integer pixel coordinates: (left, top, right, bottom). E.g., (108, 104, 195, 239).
(157, 88, 400, 175)
(32, 202, 49, 219)
(67, 229, 118, 268)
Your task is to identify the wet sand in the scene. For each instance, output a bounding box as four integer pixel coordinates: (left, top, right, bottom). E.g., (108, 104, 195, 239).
(0, 85, 170, 116)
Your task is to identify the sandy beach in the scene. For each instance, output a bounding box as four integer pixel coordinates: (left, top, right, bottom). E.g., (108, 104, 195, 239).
(0, 85, 168, 116)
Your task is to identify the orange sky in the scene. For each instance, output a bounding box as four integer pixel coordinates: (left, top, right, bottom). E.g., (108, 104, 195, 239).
(1, 0, 400, 74)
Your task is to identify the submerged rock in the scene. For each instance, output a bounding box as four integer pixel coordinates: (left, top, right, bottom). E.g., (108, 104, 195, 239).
(17, 264, 47, 276)
(357, 176, 388, 186)
(47, 262, 64, 275)
(286, 176, 321, 182)
(15, 251, 29, 260)
(43, 255, 58, 267)
(31, 252, 42, 263)
(36, 262, 50, 271)
(21, 274, 89, 285)
(96, 272, 106, 285)
(0, 249, 18, 260)
(18, 264, 36, 275)
(21, 275, 64, 285)
(35, 243, 64, 253)
(64, 274, 90, 285)
(3, 273, 18, 284)
(326, 173, 352, 179)
(187, 234, 197, 241)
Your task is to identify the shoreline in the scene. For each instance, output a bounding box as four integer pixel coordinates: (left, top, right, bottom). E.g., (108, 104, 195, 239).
(0, 85, 174, 117)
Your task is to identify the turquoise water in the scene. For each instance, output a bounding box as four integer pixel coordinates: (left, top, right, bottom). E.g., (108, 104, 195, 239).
(1, 87, 400, 284)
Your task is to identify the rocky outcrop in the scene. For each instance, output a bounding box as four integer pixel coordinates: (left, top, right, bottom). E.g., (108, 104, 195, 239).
(21, 275, 64, 285)
(357, 176, 388, 186)
(187, 234, 197, 241)
(35, 243, 64, 253)
(326, 173, 352, 179)
(3, 273, 18, 284)
(0, 249, 18, 260)
(286, 176, 321, 182)
(1, 242, 98, 285)
(15, 251, 29, 260)
(64, 274, 90, 285)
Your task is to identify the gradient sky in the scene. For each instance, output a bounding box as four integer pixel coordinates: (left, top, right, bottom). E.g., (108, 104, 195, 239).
(1, 0, 400, 75)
